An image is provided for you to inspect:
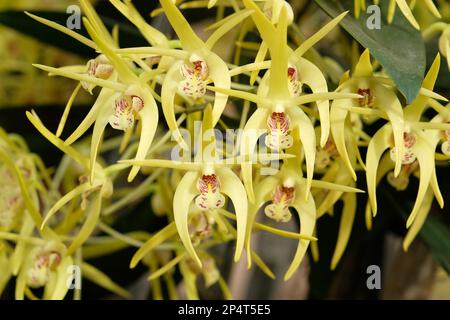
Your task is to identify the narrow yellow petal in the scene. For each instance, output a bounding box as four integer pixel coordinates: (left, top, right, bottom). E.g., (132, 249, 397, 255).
(205, 9, 253, 49)
(353, 49, 373, 77)
(160, 0, 205, 51)
(331, 192, 357, 270)
(173, 171, 202, 267)
(56, 83, 81, 138)
(83, 18, 138, 84)
(217, 167, 248, 262)
(251, 251, 276, 279)
(65, 88, 118, 145)
(26, 111, 89, 168)
(292, 92, 362, 106)
(330, 98, 357, 180)
(285, 189, 316, 280)
(366, 125, 392, 217)
(115, 47, 188, 60)
(148, 254, 186, 280)
(430, 168, 444, 209)
(128, 93, 159, 182)
(49, 256, 73, 300)
(403, 188, 434, 251)
(67, 192, 102, 255)
(80, 0, 115, 45)
(119, 159, 203, 171)
(239, 108, 270, 203)
(268, 7, 290, 99)
(293, 11, 348, 57)
(395, 0, 420, 30)
(218, 276, 233, 299)
(130, 222, 177, 268)
(207, 85, 264, 105)
(33, 64, 125, 91)
(89, 103, 115, 184)
(372, 83, 404, 177)
(25, 12, 97, 49)
(250, 43, 268, 85)
(423, 0, 441, 18)
(109, 0, 168, 46)
(82, 262, 130, 298)
(406, 136, 435, 227)
(311, 179, 364, 193)
(288, 107, 316, 197)
(205, 53, 231, 125)
(293, 57, 330, 146)
(42, 182, 101, 229)
(162, 61, 189, 149)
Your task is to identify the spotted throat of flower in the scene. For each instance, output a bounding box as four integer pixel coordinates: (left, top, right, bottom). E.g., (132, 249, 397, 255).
(189, 211, 216, 245)
(390, 131, 417, 165)
(264, 184, 296, 222)
(287, 65, 302, 97)
(81, 55, 114, 94)
(179, 54, 209, 100)
(26, 247, 63, 288)
(108, 93, 144, 131)
(315, 138, 338, 170)
(265, 111, 293, 151)
(357, 88, 375, 108)
(195, 173, 225, 210)
(387, 161, 419, 191)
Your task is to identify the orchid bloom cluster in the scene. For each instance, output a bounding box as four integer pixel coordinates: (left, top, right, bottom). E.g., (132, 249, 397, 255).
(1, 0, 450, 300)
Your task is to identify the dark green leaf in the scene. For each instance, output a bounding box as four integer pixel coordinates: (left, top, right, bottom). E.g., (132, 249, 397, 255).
(418, 214, 450, 274)
(314, 0, 426, 102)
(0, 11, 147, 58)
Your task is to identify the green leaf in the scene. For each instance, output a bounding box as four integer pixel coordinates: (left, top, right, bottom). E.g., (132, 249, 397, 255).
(0, 11, 146, 58)
(418, 214, 450, 275)
(314, 0, 426, 102)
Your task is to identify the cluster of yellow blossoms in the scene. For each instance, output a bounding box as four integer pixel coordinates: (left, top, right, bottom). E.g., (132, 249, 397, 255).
(1, 0, 450, 299)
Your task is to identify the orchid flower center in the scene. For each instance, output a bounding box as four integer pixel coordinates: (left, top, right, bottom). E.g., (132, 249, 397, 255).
(287, 66, 302, 97)
(390, 132, 417, 165)
(316, 138, 338, 169)
(441, 123, 450, 156)
(179, 54, 209, 100)
(195, 174, 225, 210)
(189, 211, 215, 245)
(82, 55, 114, 93)
(264, 185, 295, 222)
(265, 112, 293, 151)
(108, 94, 144, 131)
(357, 88, 374, 108)
(26, 249, 62, 288)
(387, 161, 419, 191)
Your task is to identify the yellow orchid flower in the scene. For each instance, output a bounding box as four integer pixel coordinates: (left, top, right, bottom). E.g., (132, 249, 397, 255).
(210, 2, 359, 202)
(30, 0, 160, 183)
(331, 49, 410, 181)
(245, 134, 363, 278)
(365, 55, 447, 241)
(121, 107, 251, 268)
